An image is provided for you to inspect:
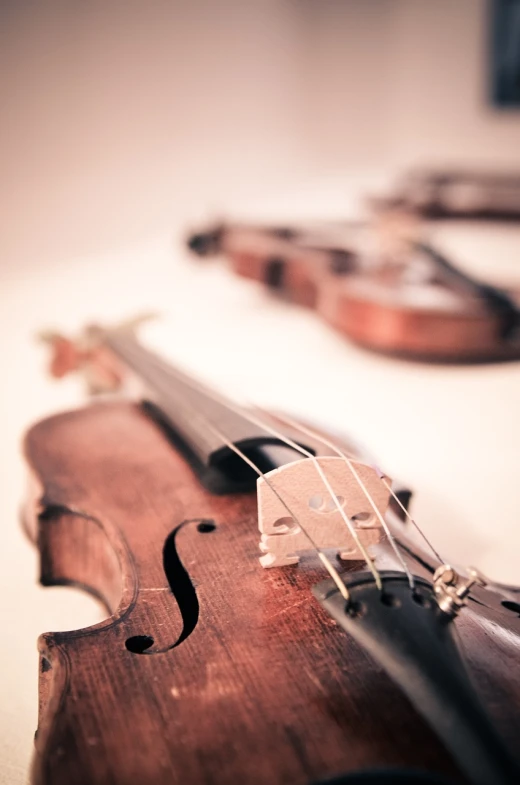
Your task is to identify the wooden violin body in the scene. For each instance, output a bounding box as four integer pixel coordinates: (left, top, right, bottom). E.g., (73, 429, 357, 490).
(188, 222, 357, 309)
(21, 323, 520, 784)
(388, 170, 520, 221)
(24, 397, 520, 785)
(187, 222, 520, 363)
(318, 274, 520, 362)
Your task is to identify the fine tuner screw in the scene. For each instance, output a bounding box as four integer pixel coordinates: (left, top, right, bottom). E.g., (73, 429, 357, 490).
(432, 564, 487, 618)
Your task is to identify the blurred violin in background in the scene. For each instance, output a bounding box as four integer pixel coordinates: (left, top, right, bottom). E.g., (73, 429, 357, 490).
(187, 205, 520, 363)
(21, 318, 520, 784)
(387, 170, 520, 221)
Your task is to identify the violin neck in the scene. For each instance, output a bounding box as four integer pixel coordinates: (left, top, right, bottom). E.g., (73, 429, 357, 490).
(103, 331, 307, 490)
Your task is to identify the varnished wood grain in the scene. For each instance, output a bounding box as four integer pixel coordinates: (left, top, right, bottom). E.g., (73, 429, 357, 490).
(190, 223, 520, 363)
(319, 282, 520, 363)
(24, 403, 520, 784)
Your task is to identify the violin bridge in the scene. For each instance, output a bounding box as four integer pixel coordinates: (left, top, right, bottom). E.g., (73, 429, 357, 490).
(257, 456, 390, 568)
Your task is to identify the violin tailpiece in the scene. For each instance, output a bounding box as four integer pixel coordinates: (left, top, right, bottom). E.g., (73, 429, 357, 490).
(314, 571, 520, 785)
(257, 457, 389, 567)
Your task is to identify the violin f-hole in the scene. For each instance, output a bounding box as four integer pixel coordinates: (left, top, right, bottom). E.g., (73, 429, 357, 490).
(124, 519, 215, 655)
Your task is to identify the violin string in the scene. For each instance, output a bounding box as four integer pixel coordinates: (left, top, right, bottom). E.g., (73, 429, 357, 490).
(235, 407, 392, 592)
(115, 338, 383, 589)
(201, 419, 351, 601)
(244, 406, 414, 590)
(108, 335, 352, 598)
(380, 478, 443, 564)
(108, 333, 415, 592)
(153, 339, 437, 575)
(262, 409, 443, 566)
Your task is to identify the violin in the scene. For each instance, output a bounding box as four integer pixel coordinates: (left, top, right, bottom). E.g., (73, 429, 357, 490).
(22, 320, 520, 785)
(187, 220, 360, 308)
(187, 211, 520, 363)
(387, 170, 520, 221)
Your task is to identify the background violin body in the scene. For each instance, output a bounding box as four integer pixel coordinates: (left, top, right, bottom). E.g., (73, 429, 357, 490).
(187, 220, 520, 363)
(318, 271, 520, 362)
(188, 221, 358, 308)
(388, 170, 520, 221)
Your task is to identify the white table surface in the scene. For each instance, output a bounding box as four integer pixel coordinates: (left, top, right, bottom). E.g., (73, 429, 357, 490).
(1, 187, 520, 783)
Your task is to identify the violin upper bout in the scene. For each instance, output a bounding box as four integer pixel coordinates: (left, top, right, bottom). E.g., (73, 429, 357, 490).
(22, 401, 201, 784)
(23, 412, 135, 785)
(23, 410, 137, 618)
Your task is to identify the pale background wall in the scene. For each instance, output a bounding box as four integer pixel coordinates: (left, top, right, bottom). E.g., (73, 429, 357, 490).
(2, 0, 519, 273)
(302, 0, 520, 170)
(387, 0, 520, 167)
(299, 0, 394, 173)
(0, 0, 310, 268)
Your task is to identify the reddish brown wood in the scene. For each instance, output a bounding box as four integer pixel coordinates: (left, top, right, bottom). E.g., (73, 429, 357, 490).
(24, 401, 520, 784)
(190, 223, 520, 363)
(220, 227, 335, 308)
(43, 335, 125, 389)
(231, 249, 321, 308)
(319, 280, 520, 362)
(386, 169, 520, 221)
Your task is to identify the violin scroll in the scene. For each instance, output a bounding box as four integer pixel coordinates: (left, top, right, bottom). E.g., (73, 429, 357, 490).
(38, 314, 157, 393)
